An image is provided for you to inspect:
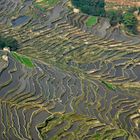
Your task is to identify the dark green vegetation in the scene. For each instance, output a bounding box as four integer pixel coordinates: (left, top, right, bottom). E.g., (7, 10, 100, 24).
(106, 10, 138, 34)
(71, 0, 106, 16)
(0, 0, 140, 140)
(123, 12, 138, 34)
(106, 10, 123, 26)
(0, 36, 19, 51)
(71, 0, 138, 34)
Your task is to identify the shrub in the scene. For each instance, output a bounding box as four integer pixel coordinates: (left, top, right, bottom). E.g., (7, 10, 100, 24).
(0, 36, 19, 51)
(122, 12, 138, 34)
(106, 10, 123, 26)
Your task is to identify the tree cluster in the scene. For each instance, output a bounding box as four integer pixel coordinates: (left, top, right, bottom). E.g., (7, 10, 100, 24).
(71, 0, 139, 34)
(106, 10, 123, 26)
(0, 36, 19, 51)
(106, 10, 138, 34)
(71, 0, 106, 16)
(123, 12, 138, 34)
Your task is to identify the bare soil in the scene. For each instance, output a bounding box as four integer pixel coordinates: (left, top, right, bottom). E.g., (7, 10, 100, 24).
(105, 0, 140, 7)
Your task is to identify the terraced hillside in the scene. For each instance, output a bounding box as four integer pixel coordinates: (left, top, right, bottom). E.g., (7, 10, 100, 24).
(0, 0, 140, 140)
(105, 0, 140, 7)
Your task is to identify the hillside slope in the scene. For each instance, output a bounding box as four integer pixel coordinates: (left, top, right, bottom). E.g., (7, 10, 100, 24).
(0, 51, 139, 139)
(0, 0, 140, 139)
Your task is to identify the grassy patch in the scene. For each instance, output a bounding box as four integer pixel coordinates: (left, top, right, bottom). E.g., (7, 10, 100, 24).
(48, 0, 59, 6)
(34, 3, 46, 11)
(93, 133, 101, 140)
(86, 16, 97, 27)
(11, 52, 34, 68)
(101, 80, 116, 91)
(34, 0, 60, 10)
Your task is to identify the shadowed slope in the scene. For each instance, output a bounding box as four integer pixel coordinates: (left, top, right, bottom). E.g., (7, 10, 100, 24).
(0, 51, 139, 139)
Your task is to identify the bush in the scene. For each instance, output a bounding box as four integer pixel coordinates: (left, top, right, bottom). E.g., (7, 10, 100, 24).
(127, 7, 137, 13)
(106, 10, 138, 34)
(0, 36, 19, 51)
(138, 7, 140, 15)
(106, 10, 123, 26)
(122, 12, 138, 34)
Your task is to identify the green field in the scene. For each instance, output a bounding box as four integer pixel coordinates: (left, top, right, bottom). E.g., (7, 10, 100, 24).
(12, 52, 34, 68)
(101, 80, 116, 91)
(86, 16, 97, 27)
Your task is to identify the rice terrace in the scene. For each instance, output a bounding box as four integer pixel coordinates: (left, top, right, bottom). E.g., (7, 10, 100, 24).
(0, 0, 140, 139)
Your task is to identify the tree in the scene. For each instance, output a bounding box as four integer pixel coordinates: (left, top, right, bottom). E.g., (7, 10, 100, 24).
(71, 0, 106, 16)
(0, 36, 19, 51)
(123, 12, 138, 34)
(138, 7, 140, 15)
(106, 10, 123, 26)
(127, 7, 137, 13)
